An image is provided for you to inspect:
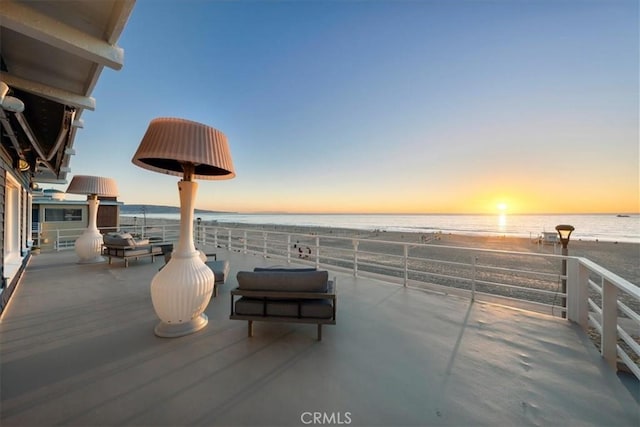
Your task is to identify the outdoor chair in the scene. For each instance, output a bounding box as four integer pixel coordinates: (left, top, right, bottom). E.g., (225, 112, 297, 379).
(160, 249, 230, 297)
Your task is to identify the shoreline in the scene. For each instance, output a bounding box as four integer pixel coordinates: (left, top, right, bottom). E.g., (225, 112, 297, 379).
(119, 213, 640, 244)
(119, 216, 639, 285)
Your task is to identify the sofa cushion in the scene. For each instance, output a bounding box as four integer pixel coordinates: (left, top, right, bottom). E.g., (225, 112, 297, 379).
(103, 232, 135, 247)
(299, 300, 334, 318)
(234, 298, 263, 316)
(235, 298, 333, 319)
(205, 260, 230, 284)
(237, 270, 329, 293)
(103, 232, 149, 247)
(253, 267, 317, 272)
(122, 248, 153, 257)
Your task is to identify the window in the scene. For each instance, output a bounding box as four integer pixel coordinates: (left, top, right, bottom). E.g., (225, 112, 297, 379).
(44, 208, 82, 222)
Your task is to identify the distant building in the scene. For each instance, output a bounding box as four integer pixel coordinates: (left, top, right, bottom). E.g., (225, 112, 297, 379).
(32, 189, 120, 251)
(541, 232, 559, 245)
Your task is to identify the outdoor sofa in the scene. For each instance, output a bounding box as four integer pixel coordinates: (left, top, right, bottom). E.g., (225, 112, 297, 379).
(102, 232, 163, 267)
(230, 268, 336, 340)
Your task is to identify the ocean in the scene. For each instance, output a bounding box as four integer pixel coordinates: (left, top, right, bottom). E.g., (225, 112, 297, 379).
(124, 213, 640, 244)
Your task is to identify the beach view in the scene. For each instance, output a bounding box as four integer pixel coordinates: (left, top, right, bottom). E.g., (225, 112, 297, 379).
(1, 1, 638, 426)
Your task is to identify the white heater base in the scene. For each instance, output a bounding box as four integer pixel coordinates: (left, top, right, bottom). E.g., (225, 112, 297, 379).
(154, 313, 208, 338)
(149, 250, 214, 338)
(75, 229, 105, 263)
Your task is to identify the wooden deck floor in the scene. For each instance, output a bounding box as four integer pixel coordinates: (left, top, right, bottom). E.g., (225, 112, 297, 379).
(1, 248, 638, 426)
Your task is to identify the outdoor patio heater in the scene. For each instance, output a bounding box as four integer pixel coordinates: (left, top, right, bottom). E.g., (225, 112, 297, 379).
(66, 175, 119, 263)
(132, 117, 235, 337)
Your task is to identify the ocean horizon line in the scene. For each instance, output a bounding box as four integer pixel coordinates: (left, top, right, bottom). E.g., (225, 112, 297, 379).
(121, 208, 640, 217)
(119, 212, 640, 244)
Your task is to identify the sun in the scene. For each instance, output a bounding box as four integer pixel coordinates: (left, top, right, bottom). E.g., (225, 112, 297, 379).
(497, 203, 508, 212)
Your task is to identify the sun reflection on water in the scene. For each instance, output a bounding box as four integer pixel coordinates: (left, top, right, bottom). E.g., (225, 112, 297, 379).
(498, 213, 507, 233)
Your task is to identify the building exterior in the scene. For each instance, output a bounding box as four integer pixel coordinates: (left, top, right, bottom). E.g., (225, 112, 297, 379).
(1, 153, 32, 300)
(32, 189, 120, 251)
(1, 1, 134, 313)
(541, 231, 559, 245)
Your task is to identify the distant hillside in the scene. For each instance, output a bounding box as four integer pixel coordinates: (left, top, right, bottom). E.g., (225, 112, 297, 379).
(120, 204, 229, 215)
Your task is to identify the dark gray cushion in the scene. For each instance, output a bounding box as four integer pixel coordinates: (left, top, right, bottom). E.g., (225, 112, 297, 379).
(266, 300, 299, 317)
(235, 298, 333, 319)
(237, 270, 328, 292)
(300, 300, 333, 318)
(205, 260, 230, 284)
(234, 298, 264, 316)
(253, 267, 317, 272)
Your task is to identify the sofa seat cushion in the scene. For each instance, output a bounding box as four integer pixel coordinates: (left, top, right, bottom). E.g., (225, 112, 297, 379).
(235, 297, 333, 319)
(237, 270, 329, 293)
(297, 300, 334, 318)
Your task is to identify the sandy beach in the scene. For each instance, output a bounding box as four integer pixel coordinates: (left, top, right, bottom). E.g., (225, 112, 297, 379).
(120, 217, 639, 285)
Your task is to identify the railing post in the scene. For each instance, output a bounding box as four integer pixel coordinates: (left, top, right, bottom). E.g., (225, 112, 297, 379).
(263, 232, 267, 258)
(193, 222, 198, 245)
(566, 258, 589, 326)
(287, 234, 291, 264)
(601, 277, 619, 370)
(315, 236, 320, 269)
(202, 226, 207, 246)
(214, 228, 218, 248)
(403, 244, 409, 287)
(353, 240, 359, 277)
(162, 225, 166, 243)
(55, 229, 60, 251)
(227, 229, 232, 250)
(471, 255, 477, 301)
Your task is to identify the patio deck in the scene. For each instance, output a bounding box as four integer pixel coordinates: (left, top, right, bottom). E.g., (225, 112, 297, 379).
(1, 248, 638, 426)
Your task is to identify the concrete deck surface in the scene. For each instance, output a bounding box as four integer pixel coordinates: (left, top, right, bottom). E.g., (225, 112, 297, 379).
(1, 248, 638, 426)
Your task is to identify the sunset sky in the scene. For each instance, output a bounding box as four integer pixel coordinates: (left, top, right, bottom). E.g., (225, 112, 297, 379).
(58, 0, 639, 214)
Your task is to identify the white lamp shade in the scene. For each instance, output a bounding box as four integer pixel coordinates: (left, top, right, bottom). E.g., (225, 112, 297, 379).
(66, 175, 119, 196)
(131, 117, 235, 180)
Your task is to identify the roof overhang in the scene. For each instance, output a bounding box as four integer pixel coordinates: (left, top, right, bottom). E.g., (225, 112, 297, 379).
(0, 0, 135, 184)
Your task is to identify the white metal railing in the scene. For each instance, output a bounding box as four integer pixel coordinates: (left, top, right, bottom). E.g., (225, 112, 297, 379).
(37, 224, 180, 252)
(566, 257, 640, 379)
(38, 222, 640, 379)
(200, 226, 571, 312)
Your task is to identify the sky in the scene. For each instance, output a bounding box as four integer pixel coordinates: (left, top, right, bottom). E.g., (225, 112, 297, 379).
(56, 0, 639, 214)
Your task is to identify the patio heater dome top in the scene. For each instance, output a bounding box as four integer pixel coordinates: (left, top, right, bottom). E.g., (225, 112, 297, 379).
(66, 175, 119, 197)
(132, 117, 235, 181)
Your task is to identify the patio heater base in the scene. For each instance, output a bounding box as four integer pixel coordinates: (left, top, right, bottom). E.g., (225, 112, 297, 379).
(75, 227, 105, 264)
(154, 313, 208, 338)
